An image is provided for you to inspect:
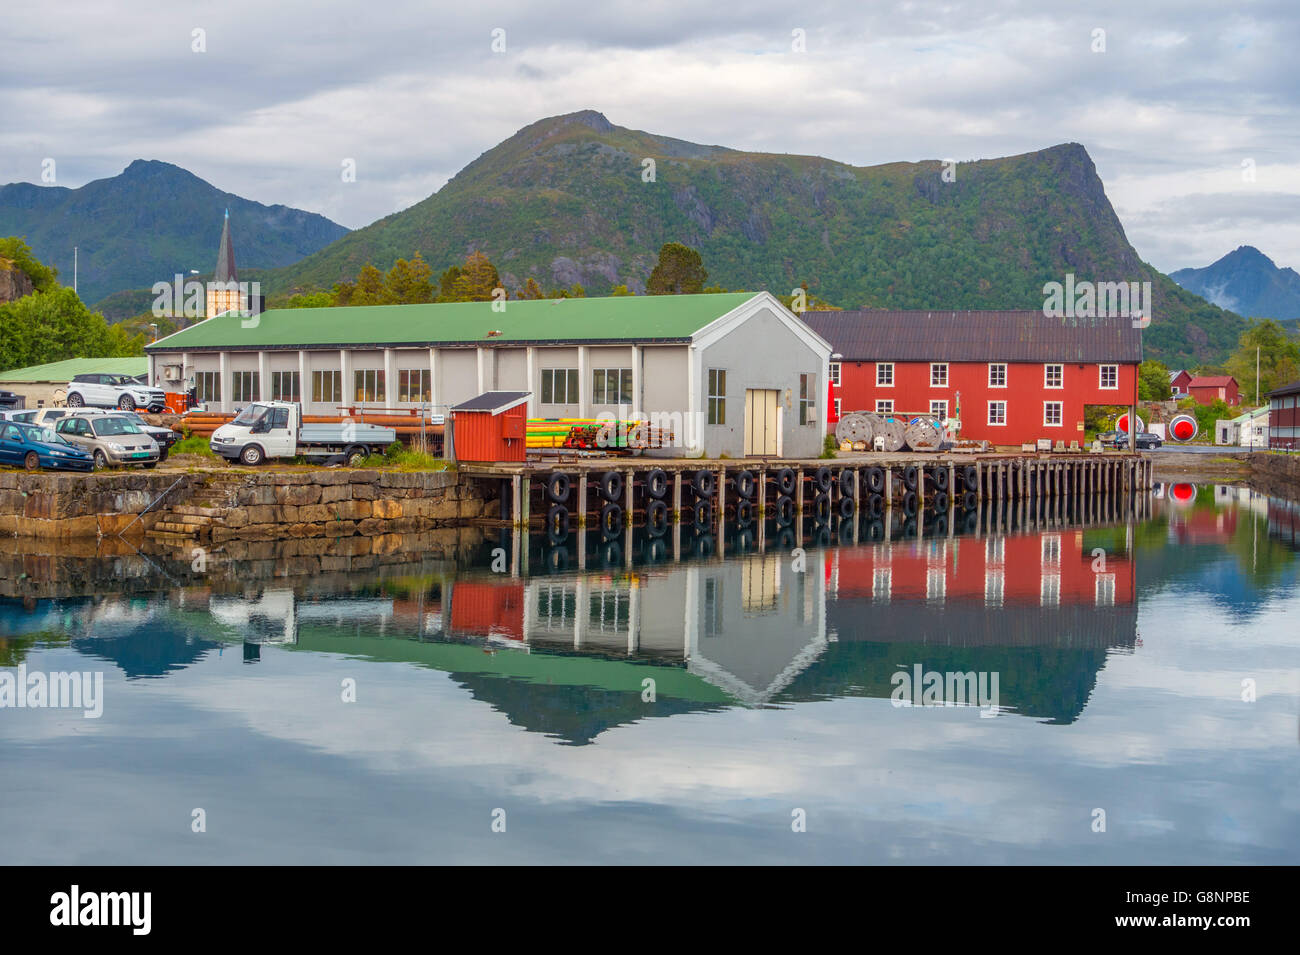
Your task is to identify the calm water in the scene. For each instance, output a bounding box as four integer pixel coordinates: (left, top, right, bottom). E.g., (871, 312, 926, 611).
(2, 484, 1298, 864)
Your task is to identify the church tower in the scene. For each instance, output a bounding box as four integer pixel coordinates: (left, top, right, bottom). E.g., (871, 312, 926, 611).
(205, 209, 245, 319)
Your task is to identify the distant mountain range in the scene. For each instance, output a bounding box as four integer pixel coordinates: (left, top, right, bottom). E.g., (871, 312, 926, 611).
(1170, 246, 1300, 321)
(0, 160, 348, 306)
(265, 110, 1244, 366)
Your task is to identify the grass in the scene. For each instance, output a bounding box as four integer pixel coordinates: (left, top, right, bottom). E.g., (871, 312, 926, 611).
(171, 433, 216, 457)
(356, 442, 452, 471)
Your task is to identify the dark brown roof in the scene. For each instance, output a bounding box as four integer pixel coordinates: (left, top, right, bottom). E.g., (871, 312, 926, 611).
(1266, 380, 1300, 397)
(801, 309, 1143, 364)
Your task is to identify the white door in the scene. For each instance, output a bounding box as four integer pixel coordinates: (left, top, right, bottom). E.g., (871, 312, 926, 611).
(744, 389, 779, 456)
(263, 406, 296, 457)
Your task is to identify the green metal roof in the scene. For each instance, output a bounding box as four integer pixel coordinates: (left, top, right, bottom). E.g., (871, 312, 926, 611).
(146, 292, 758, 351)
(0, 356, 148, 381)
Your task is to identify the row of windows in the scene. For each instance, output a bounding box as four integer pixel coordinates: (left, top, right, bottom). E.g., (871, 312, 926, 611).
(1270, 396, 1299, 409)
(853, 362, 1120, 390)
(870, 399, 1065, 426)
(192, 368, 433, 405)
(870, 566, 1117, 606)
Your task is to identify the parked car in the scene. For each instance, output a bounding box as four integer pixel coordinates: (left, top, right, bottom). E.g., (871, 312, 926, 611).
(5, 408, 71, 427)
(0, 421, 94, 472)
(54, 414, 159, 469)
(1111, 431, 1163, 450)
(65, 373, 166, 412)
(62, 408, 179, 460)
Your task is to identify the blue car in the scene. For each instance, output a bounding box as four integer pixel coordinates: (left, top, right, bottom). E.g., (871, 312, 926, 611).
(0, 421, 94, 471)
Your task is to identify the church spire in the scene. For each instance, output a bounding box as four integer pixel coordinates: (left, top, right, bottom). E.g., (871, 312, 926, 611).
(214, 208, 237, 283)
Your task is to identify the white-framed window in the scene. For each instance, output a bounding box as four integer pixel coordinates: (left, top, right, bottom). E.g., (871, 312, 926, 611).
(195, 371, 221, 404)
(1041, 534, 1061, 566)
(872, 567, 891, 603)
(1044, 401, 1063, 426)
(353, 368, 385, 403)
(707, 368, 726, 425)
(1100, 364, 1119, 389)
(312, 369, 341, 404)
(930, 362, 948, 387)
(1044, 363, 1063, 389)
(799, 373, 817, 425)
(270, 370, 300, 402)
(1095, 574, 1116, 606)
(876, 399, 894, 414)
(592, 368, 633, 405)
(930, 399, 948, 419)
(398, 369, 431, 403)
(829, 362, 841, 386)
(986, 537, 1004, 566)
(988, 363, 1008, 388)
(1041, 573, 1061, 607)
(541, 368, 579, 405)
(985, 569, 1004, 607)
(833, 398, 841, 417)
(876, 362, 894, 386)
(988, 400, 1007, 425)
(927, 567, 946, 602)
(231, 371, 259, 404)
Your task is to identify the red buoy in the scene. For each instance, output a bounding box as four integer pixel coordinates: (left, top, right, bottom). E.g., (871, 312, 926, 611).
(1169, 414, 1198, 442)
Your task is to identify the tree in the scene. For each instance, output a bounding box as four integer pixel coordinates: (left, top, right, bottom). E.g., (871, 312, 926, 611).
(385, 252, 433, 304)
(646, 242, 707, 295)
(0, 286, 142, 372)
(516, 277, 546, 300)
(609, 284, 633, 296)
(1225, 319, 1300, 403)
(0, 237, 58, 293)
(450, 251, 501, 302)
(282, 290, 337, 309)
(1138, 359, 1172, 401)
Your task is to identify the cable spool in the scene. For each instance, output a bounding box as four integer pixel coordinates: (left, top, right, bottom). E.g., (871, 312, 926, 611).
(875, 415, 907, 452)
(903, 416, 944, 451)
(1169, 414, 1198, 442)
(836, 412, 875, 446)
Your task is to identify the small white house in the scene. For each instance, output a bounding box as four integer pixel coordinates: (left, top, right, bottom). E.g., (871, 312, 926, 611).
(1215, 406, 1269, 447)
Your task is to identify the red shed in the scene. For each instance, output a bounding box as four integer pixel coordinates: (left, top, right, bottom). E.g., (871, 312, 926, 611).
(1187, 375, 1240, 406)
(450, 391, 530, 462)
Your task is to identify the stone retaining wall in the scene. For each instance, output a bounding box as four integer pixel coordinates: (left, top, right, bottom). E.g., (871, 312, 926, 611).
(0, 468, 498, 540)
(1248, 451, 1300, 497)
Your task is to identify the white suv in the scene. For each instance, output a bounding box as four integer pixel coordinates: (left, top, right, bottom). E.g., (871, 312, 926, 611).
(65, 373, 166, 412)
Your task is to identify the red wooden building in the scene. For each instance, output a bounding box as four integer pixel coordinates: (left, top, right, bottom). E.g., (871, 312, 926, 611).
(449, 391, 529, 462)
(1187, 375, 1241, 407)
(1266, 380, 1300, 450)
(804, 310, 1142, 446)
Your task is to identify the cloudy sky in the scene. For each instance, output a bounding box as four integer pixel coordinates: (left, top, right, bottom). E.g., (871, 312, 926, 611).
(4, 0, 1298, 273)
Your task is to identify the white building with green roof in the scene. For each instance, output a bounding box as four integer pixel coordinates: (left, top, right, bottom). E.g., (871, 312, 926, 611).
(146, 291, 832, 457)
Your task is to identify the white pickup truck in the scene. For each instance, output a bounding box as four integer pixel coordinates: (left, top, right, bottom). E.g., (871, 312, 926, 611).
(209, 401, 398, 466)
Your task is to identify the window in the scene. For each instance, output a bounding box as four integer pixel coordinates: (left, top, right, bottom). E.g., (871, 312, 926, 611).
(985, 570, 1004, 607)
(195, 371, 221, 404)
(876, 362, 894, 386)
(1100, 364, 1119, 389)
(930, 363, 948, 387)
(1044, 363, 1063, 389)
(1041, 574, 1061, 607)
(312, 370, 342, 404)
(398, 369, 431, 403)
(930, 399, 948, 419)
(876, 399, 894, 414)
(1041, 534, 1061, 566)
(354, 369, 385, 403)
(799, 373, 816, 425)
(231, 371, 259, 404)
(541, 368, 579, 405)
(988, 363, 1007, 388)
(872, 567, 891, 603)
(707, 369, 726, 425)
(271, 370, 300, 402)
(1095, 574, 1116, 606)
(593, 368, 633, 405)
(988, 401, 1007, 425)
(1044, 401, 1063, 426)
(833, 398, 841, 417)
(829, 362, 841, 386)
(927, 567, 946, 602)
(270, 407, 290, 429)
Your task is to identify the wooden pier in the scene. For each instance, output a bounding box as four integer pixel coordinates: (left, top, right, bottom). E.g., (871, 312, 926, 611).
(460, 451, 1155, 536)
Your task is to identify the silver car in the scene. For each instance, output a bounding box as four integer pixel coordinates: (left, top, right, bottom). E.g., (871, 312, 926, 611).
(54, 414, 160, 469)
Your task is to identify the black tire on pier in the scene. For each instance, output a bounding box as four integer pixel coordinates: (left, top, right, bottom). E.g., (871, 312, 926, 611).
(645, 468, 669, 499)
(546, 472, 571, 503)
(646, 499, 669, 536)
(776, 468, 797, 496)
(866, 467, 885, 494)
(814, 466, 833, 492)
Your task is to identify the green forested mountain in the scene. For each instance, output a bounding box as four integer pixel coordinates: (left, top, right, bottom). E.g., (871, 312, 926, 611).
(0, 160, 348, 306)
(268, 110, 1244, 366)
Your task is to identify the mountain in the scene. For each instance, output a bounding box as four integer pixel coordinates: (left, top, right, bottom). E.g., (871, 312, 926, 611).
(1170, 246, 1300, 321)
(268, 110, 1244, 366)
(0, 160, 349, 306)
